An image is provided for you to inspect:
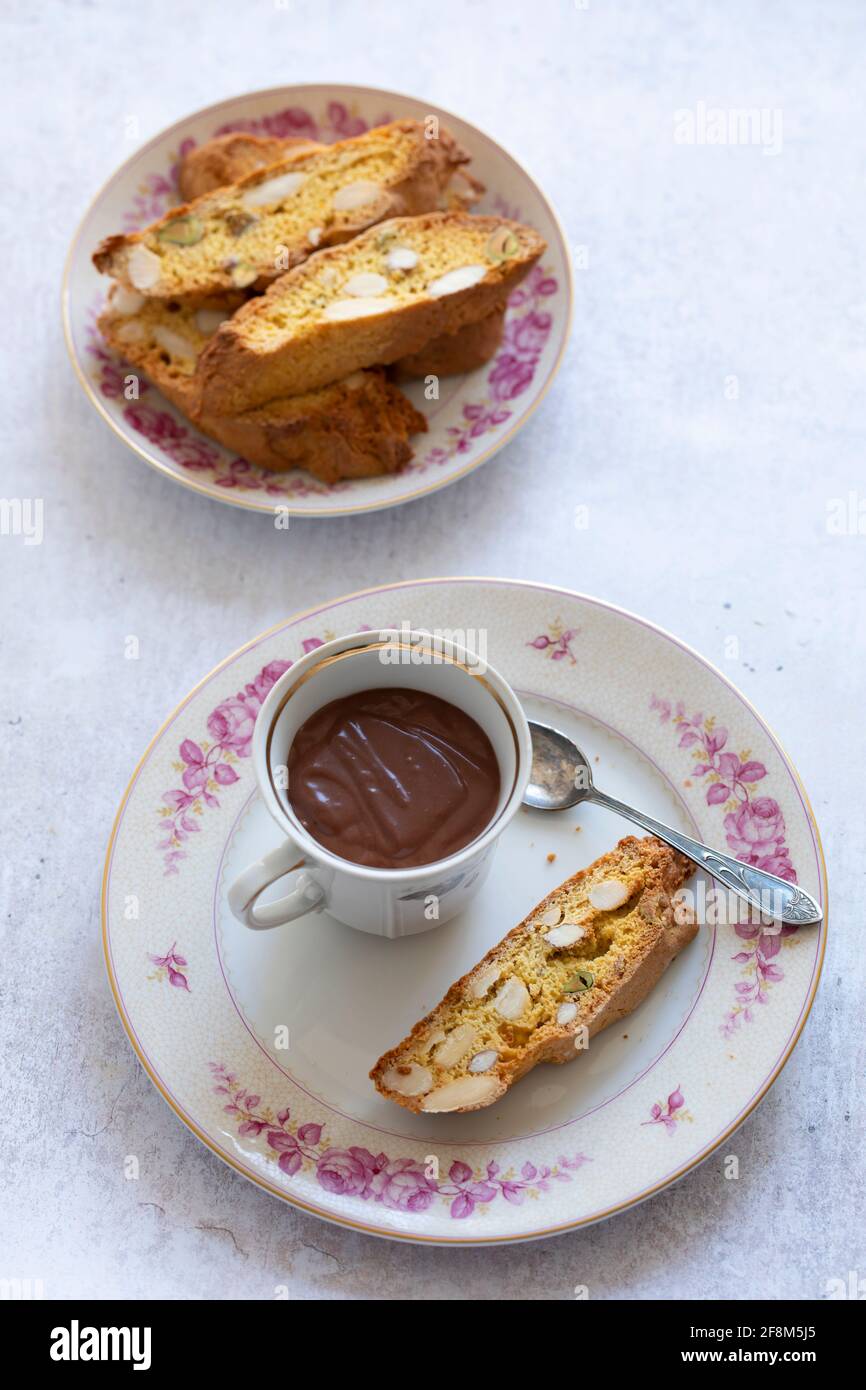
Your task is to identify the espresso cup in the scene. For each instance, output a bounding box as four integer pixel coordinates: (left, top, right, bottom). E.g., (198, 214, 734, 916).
(227, 628, 532, 938)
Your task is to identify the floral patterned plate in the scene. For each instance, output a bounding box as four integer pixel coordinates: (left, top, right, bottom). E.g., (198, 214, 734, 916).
(64, 85, 571, 517)
(103, 578, 826, 1243)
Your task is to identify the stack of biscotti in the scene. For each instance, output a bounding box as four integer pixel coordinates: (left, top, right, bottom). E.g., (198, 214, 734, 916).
(93, 119, 545, 482)
(97, 286, 428, 482)
(194, 211, 545, 414)
(371, 837, 697, 1114)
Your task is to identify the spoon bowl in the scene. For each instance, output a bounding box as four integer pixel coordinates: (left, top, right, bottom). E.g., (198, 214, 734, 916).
(522, 719, 822, 926)
(524, 720, 594, 810)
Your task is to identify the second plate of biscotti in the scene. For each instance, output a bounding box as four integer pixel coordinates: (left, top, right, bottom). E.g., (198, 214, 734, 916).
(64, 84, 572, 516)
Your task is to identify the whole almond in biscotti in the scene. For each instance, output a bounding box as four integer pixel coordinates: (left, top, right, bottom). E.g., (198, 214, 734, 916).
(97, 287, 426, 483)
(194, 211, 546, 416)
(97, 284, 244, 417)
(371, 836, 697, 1115)
(93, 120, 472, 300)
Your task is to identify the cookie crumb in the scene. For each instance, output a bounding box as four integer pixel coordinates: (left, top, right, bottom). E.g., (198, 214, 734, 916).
(546, 852, 556, 863)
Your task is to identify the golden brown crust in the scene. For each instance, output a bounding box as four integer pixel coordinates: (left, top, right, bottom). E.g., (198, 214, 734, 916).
(93, 120, 471, 298)
(177, 133, 321, 201)
(97, 296, 426, 484)
(195, 212, 544, 416)
(392, 308, 505, 380)
(199, 375, 427, 483)
(371, 837, 696, 1114)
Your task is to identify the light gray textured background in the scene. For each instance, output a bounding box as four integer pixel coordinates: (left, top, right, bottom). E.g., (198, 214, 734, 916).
(2, 0, 862, 1300)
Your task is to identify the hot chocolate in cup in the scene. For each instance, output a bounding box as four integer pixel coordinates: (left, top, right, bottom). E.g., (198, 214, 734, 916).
(227, 628, 532, 938)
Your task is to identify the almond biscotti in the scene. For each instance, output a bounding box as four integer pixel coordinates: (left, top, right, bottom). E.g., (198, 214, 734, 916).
(93, 120, 471, 299)
(97, 286, 426, 482)
(178, 133, 321, 201)
(371, 836, 696, 1115)
(179, 131, 485, 208)
(195, 212, 545, 415)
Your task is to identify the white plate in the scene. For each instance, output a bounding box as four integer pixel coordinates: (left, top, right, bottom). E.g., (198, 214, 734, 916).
(64, 84, 572, 517)
(103, 578, 826, 1243)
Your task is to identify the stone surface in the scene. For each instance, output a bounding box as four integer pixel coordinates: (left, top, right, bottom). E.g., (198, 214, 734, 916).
(0, 0, 862, 1300)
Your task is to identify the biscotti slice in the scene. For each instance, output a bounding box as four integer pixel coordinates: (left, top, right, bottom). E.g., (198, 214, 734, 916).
(208, 374, 426, 482)
(178, 133, 321, 201)
(371, 836, 696, 1115)
(97, 286, 426, 482)
(97, 284, 241, 415)
(393, 306, 504, 380)
(195, 212, 545, 415)
(93, 120, 471, 299)
(179, 132, 485, 208)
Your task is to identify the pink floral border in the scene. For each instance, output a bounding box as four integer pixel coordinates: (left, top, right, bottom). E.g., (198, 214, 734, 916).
(158, 658, 290, 874)
(214, 100, 393, 146)
(651, 697, 800, 1036)
(410, 265, 558, 475)
(211, 1063, 589, 1220)
(85, 100, 560, 500)
(155, 628, 393, 875)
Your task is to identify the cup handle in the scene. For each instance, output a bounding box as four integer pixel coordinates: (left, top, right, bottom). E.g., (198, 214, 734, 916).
(227, 840, 326, 930)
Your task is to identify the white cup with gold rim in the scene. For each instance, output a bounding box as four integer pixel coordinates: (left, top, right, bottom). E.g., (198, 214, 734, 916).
(227, 628, 532, 938)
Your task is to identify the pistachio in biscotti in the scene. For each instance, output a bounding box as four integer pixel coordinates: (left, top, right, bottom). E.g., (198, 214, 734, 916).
(562, 969, 595, 995)
(224, 209, 258, 238)
(486, 226, 521, 262)
(156, 214, 204, 246)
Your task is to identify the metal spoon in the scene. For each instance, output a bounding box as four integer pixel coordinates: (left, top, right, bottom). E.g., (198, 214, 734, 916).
(524, 720, 822, 926)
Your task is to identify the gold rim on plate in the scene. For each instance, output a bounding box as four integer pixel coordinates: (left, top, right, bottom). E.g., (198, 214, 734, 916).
(101, 577, 828, 1245)
(62, 84, 574, 519)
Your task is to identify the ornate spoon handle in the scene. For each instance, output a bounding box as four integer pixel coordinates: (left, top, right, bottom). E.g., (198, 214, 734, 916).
(587, 789, 822, 925)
